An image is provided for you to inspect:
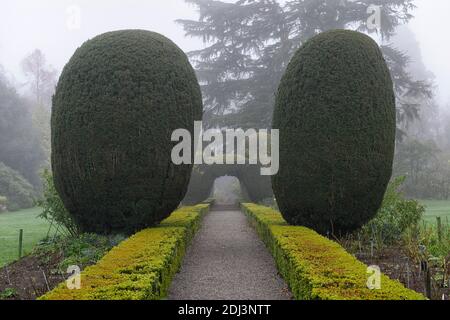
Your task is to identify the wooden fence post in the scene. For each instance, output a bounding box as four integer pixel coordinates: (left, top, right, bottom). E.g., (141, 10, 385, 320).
(425, 268, 432, 299)
(18, 229, 23, 259)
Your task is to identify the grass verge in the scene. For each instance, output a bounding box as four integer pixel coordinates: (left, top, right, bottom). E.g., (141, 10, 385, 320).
(420, 200, 450, 225)
(0, 208, 49, 267)
(40, 204, 210, 300)
(242, 203, 426, 300)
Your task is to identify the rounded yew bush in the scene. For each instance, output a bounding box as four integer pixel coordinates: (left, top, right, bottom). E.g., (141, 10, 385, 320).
(52, 30, 202, 234)
(272, 30, 396, 235)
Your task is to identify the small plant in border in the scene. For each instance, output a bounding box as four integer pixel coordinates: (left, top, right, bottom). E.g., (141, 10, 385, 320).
(0, 288, 17, 300)
(36, 169, 79, 237)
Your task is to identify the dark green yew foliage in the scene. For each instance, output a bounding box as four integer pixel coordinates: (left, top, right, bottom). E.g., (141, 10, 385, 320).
(272, 30, 396, 236)
(52, 30, 203, 234)
(182, 165, 216, 205)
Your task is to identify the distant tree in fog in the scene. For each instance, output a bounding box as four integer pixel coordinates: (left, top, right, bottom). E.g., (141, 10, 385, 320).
(0, 68, 45, 187)
(21, 49, 57, 108)
(21, 50, 57, 166)
(178, 0, 432, 136)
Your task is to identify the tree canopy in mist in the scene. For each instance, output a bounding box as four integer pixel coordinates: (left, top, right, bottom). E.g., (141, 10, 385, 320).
(178, 0, 432, 137)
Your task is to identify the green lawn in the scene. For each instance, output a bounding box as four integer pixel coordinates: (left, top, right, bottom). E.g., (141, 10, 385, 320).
(419, 200, 450, 226)
(0, 207, 50, 267)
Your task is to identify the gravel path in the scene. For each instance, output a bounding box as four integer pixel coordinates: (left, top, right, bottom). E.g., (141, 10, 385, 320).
(168, 206, 292, 300)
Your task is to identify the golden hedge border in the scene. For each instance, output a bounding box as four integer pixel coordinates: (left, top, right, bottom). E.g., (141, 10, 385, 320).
(241, 203, 426, 300)
(40, 203, 210, 300)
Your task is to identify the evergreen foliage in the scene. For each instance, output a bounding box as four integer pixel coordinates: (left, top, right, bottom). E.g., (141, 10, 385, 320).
(178, 0, 430, 135)
(272, 30, 396, 235)
(51, 30, 203, 234)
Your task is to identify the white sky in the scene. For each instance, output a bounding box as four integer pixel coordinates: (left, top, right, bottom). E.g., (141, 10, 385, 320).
(0, 0, 449, 105)
(0, 0, 203, 86)
(409, 0, 450, 105)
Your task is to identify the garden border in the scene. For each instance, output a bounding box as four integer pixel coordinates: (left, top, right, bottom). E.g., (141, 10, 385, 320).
(242, 203, 426, 300)
(40, 202, 212, 300)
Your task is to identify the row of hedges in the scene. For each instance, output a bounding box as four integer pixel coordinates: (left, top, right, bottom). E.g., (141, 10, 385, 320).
(241, 203, 425, 300)
(40, 204, 210, 300)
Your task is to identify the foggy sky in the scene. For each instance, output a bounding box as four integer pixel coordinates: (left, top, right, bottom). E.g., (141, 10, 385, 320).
(0, 0, 449, 105)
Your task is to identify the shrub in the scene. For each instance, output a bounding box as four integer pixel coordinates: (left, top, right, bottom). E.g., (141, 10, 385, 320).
(272, 30, 396, 235)
(33, 233, 125, 272)
(0, 162, 35, 211)
(37, 169, 80, 237)
(0, 288, 17, 300)
(40, 204, 210, 300)
(359, 176, 425, 246)
(51, 30, 203, 234)
(242, 203, 425, 300)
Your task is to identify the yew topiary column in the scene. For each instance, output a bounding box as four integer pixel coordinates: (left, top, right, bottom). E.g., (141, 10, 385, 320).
(52, 30, 202, 234)
(272, 30, 396, 235)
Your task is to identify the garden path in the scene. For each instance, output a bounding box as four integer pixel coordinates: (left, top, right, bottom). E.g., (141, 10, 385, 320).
(168, 204, 292, 300)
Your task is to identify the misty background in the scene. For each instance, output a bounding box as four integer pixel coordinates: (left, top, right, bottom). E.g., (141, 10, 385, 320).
(1, 0, 450, 210)
(1, 0, 449, 103)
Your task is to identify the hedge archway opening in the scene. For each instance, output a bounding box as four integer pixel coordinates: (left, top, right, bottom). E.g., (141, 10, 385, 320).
(211, 176, 245, 205)
(182, 164, 273, 205)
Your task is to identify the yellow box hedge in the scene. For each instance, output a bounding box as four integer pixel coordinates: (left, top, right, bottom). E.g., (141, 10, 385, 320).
(241, 203, 426, 300)
(40, 204, 210, 300)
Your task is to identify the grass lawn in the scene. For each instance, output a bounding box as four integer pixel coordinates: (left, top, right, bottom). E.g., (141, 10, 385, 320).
(419, 200, 450, 226)
(0, 207, 50, 267)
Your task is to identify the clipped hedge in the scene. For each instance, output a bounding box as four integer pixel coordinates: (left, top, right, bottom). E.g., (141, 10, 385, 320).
(52, 30, 203, 234)
(272, 30, 396, 235)
(241, 203, 425, 300)
(40, 204, 210, 300)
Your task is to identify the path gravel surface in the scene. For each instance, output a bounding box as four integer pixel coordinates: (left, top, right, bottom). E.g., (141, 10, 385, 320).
(168, 205, 292, 300)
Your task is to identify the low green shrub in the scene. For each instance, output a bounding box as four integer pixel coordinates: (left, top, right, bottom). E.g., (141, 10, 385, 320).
(359, 176, 425, 247)
(36, 170, 79, 236)
(402, 222, 450, 297)
(40, 204, 210, 300)
(0, 288, 17, 300)
(33, 233, 125, 272)
(242, 203, 426, 300)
